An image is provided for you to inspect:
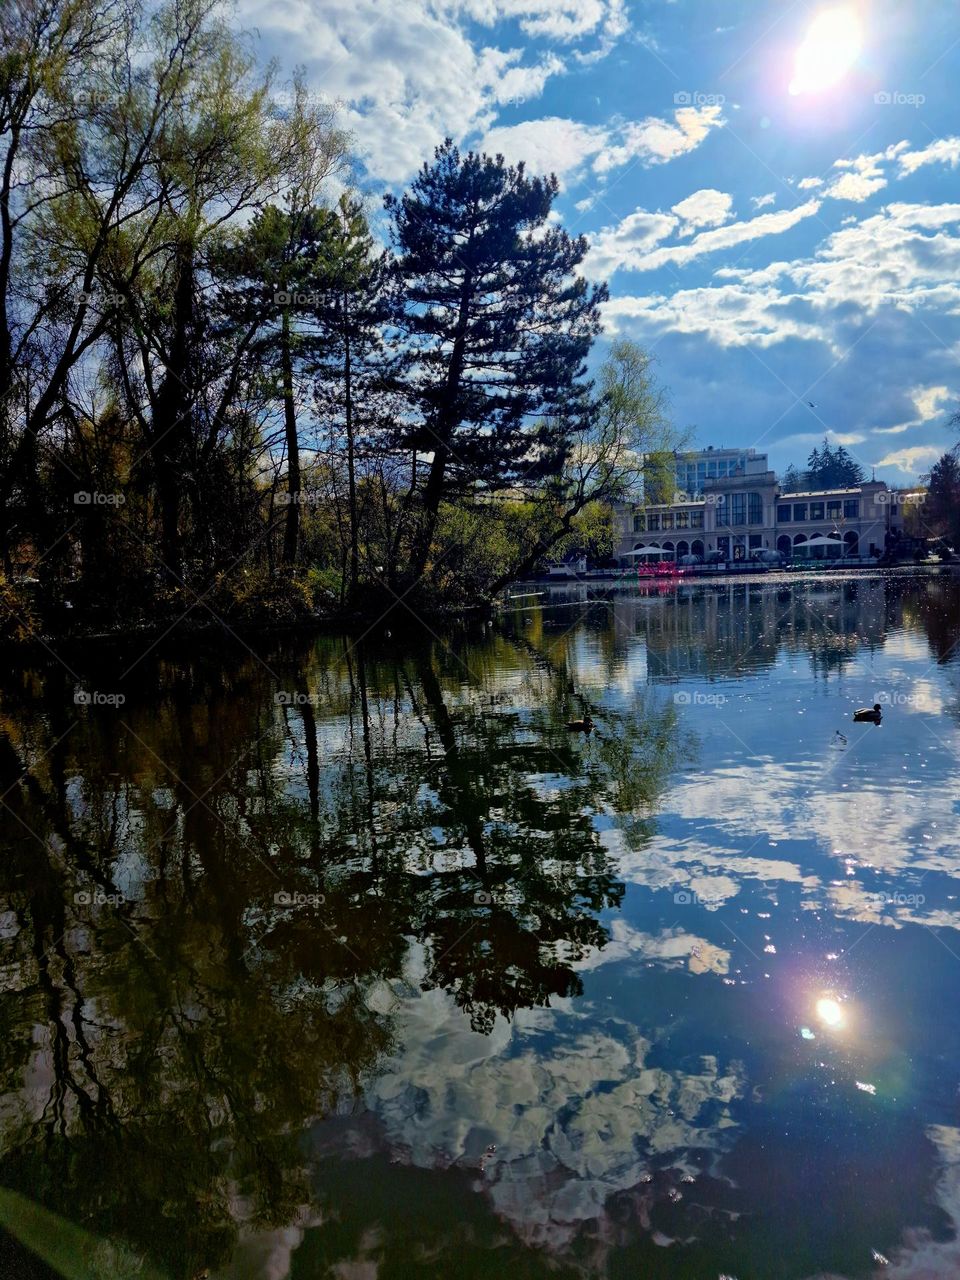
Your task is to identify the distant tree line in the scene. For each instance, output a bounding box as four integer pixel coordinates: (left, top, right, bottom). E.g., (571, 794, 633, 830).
(779, 437, 867, 493)
(0, 0, 676, 637)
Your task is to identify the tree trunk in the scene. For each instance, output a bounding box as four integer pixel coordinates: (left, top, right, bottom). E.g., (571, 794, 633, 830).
(343, 298, 359, 596)
(281, 308, 300, 566)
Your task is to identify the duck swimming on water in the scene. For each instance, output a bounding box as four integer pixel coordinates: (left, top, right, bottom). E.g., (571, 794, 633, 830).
(853, 703, 883, 723)
(566, 714, 593, 732)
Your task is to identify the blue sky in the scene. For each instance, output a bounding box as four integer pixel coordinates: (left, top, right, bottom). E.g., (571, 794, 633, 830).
(238, 0, 960, 483)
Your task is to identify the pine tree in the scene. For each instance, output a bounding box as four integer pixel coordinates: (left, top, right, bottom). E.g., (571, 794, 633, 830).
(386, 139, 607, 585)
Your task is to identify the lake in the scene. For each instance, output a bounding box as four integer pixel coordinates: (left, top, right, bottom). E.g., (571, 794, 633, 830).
(3, 569, 960, 1279)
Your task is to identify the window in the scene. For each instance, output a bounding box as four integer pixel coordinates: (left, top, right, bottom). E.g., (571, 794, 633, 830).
(718, 461, 729, 477)
(730, 492, 746, 525)
(748, 492, 763, 525)
(844, 499, 859, 518)
(647, 513, 659, 531)
(793, 503, 808, 521)
(716, 536, 730, 558)
(708, 461, 717, 476)
(827, 501, 842, 520)
(809, 501, 824, 520)
(661, 512, 674, 530)
(690, 509, 704, 529)
(633, 513, 645, 532)
(749, 533, 762, 549)
(777, 504, 792, 522)
(676, 509, 689, 529)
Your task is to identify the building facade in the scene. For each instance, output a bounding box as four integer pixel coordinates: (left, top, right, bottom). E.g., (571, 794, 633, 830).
(671, 447, 769, 499)
(614, 476, 902, 564)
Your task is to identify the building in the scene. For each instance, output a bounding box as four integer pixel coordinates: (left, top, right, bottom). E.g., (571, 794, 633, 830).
(670, 447, 769, 499)
(613, 494, 708, 562)
(614, 474, 903, 565)
(773, 483, 892, 560)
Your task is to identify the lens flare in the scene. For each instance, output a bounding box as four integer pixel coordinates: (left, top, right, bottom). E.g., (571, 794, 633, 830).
(816, 997, 845, 1027)
(789, 7, 862, 96)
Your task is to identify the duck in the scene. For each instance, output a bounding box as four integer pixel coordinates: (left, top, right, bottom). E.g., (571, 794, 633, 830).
(853, 703, 883, 723)
(566, 714, 593, 732)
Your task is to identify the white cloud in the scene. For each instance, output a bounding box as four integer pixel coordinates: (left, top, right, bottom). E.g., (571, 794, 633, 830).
(237, 0, 631, 184)
(897, 137, 960, 177)
(822, 146, 903, 203)
(797, 176, 823, 190)
(874, 445, 942, 472)
(583, 208, 678, 277)
(751, 192, 777, 209)
(671, 188, 735, 233)
(482, 117, 608, 183)
(622, 199, 822, 273)
(606, 201, 960, 353)
(593, 104, 725, 173)
(603, 284, 826, 348)
(454, 0, 609, 42)
(825, 170, 887, 202)
(912, 384, 952, 421)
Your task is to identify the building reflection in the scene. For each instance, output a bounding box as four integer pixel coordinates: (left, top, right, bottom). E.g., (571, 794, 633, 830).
(607, 577, 892, 680)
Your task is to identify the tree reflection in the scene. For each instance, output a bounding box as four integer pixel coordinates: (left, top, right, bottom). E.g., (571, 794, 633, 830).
(0, 622, 683, 1275)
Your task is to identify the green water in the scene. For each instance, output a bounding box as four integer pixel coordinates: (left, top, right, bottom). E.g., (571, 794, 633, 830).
(3, 570, 960, 1278)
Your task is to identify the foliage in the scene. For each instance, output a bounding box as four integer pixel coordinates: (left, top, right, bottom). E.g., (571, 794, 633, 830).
(0, 3, 677, 635)
(806, 437, 866, 488)
(924, 450, 960, 546)
(780, 463, 804, 493)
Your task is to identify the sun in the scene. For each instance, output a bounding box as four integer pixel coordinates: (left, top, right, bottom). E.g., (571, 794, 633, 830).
(816, 997, 845, 1028)
(789, 7, 863, 96)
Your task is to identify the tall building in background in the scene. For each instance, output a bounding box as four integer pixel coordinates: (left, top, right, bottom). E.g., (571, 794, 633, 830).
(672, 447, 769, 498)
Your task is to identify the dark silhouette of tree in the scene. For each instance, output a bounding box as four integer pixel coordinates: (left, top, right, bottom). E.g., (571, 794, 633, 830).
(386, 139, 607, 586)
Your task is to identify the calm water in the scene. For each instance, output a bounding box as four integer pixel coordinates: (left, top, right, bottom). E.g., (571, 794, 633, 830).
(4, 570, 960, 1279)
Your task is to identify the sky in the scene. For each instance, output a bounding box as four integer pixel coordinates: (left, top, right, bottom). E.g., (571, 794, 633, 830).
(236, 0, 960, 484)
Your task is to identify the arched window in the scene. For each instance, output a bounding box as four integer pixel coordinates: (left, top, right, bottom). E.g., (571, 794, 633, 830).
(691, 539, 704, 559)
(777, 535, 792, 557)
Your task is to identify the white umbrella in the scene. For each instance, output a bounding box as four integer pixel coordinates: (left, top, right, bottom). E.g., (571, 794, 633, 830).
(803, 535, 843, 547)
(625, 546, 670, 558)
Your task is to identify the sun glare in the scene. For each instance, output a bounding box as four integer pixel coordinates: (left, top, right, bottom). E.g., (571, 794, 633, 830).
(789, 7, 863, 96)
(816, 997, 845, 1028)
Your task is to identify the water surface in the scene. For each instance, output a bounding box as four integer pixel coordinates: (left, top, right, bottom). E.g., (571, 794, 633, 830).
(4, 570, 960, 1278)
